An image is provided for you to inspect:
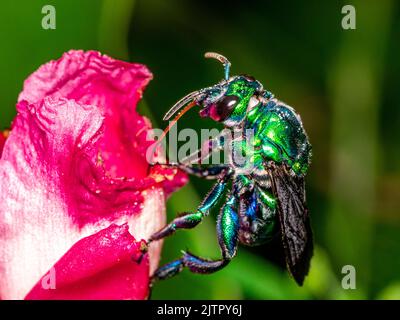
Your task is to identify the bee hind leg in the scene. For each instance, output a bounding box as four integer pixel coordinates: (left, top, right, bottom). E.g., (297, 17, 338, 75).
(151, 253, 229, 283)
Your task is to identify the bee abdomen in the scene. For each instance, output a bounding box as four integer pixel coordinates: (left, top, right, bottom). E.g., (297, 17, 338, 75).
(238, 187, 277, 246)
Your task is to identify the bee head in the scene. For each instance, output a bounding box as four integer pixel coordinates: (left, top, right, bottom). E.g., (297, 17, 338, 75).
(198, 74, 262, 125)
(162, 53, 264, 135)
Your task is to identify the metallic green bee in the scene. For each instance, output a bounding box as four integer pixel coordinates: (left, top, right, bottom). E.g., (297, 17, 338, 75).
(148, 52, 313, 285)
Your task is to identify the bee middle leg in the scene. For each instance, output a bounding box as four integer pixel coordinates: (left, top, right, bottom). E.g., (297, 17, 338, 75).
(152, 192, 239, 281)
(149, 175, 228, 242)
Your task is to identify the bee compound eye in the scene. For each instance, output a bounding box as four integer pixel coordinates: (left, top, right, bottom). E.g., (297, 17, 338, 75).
(216, 95, 240, 120)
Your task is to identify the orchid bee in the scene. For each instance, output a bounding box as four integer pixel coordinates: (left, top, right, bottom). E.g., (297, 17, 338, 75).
(148, 52, 313, 286)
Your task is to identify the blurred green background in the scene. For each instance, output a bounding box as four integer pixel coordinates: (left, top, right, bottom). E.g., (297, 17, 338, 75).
(1, 0, 399, 299)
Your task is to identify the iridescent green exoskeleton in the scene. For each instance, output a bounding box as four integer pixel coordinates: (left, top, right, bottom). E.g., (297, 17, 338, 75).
(148, 52, 313, 285)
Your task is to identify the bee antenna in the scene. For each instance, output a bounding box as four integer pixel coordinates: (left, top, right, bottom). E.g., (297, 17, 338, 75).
(204, 52, 231, 80)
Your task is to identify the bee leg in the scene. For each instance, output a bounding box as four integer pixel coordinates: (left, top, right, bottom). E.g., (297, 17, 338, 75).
(149, 177, 227, 242)
(216, 193, 240, 260)
(151, 253, 229, 282)
(180, 133, 227, 165)
(154, 133, 226, 168)
(161, 162, 230, 179)
(151, 193, 239, 281)
(151, 258, 185, 282)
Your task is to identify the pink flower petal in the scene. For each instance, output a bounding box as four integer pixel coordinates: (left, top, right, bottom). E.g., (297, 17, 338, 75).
(0, 132, 6, 158)
(18, 50, 155, 180)
(0, 51, 187, 300)
(25, 224, 149, 300)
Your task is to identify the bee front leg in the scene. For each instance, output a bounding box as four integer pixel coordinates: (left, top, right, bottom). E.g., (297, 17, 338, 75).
(180, 132, 227, 165)
(158, 162, 230, 179)
(153, 132, 229, 178)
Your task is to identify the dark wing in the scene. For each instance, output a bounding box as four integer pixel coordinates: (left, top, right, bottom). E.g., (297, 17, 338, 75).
(269, 164, 313, 285)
